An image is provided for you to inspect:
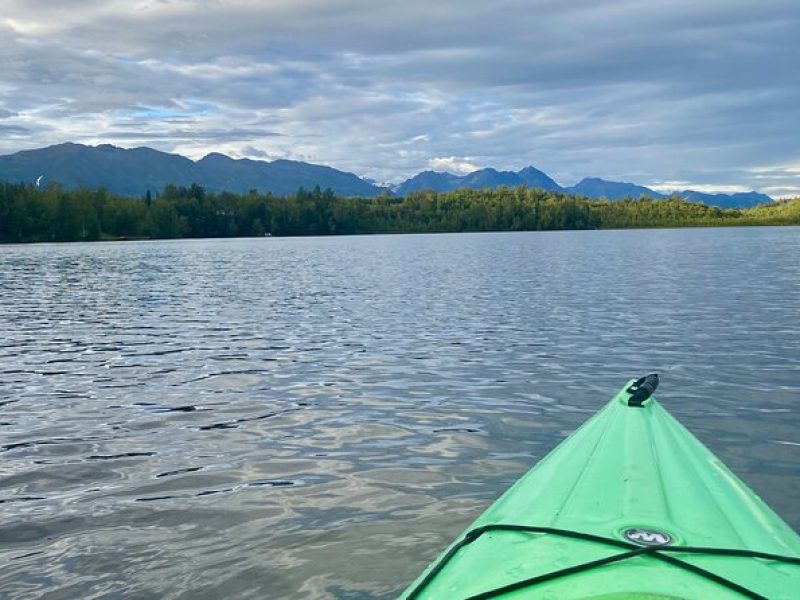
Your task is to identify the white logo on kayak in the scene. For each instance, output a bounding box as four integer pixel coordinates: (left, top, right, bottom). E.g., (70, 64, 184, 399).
(623, 528, 672, 546)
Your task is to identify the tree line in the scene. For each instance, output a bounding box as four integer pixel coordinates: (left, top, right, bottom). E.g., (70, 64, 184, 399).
(1, 181, 798, 243)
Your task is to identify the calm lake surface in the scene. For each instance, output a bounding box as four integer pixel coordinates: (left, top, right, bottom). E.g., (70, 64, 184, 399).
(1, 227, 798, 599)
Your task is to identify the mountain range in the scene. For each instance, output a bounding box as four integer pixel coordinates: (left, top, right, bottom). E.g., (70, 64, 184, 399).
(396, 170, 771, 208)
(0, 143, 379, 198)
(0, 143, 772, 208)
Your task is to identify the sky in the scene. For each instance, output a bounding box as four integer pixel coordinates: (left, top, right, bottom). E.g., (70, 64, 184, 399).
(1, 0, 799, 196)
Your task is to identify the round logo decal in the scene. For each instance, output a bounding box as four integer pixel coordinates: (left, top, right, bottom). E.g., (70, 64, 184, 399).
(622, 527, 673, 546)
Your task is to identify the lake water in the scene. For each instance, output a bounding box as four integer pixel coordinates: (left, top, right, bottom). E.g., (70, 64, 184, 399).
(1, 227, 798, 599)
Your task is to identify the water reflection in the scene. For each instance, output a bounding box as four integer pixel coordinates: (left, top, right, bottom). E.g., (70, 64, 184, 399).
(1, 228, 798, 598)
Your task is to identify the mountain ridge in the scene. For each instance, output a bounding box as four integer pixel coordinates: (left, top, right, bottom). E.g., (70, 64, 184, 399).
(0, 143, 773, 207)
(394, 169, 771, 208)
(0, 143, 383, 198)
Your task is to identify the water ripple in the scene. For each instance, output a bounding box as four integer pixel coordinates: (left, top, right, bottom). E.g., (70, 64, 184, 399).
(0, 228, 798, 599)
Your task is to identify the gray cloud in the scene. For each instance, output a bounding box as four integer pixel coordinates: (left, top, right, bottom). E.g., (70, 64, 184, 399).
(0, 124, 31, 135)
(97, 128, 282, 141)
(0, 0, 798, 195)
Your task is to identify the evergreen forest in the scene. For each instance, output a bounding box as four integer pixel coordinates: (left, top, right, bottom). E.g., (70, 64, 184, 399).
(1, 182, 798, 243)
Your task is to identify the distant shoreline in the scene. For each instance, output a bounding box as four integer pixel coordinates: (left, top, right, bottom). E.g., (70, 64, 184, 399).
(2, 182, 798, 244)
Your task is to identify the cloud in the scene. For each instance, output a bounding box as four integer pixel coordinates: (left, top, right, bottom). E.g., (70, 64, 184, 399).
(655, 183, 753, 194)
(0, 124, 31, 136)
(239, 145, 273, 159)
(428, 157, 481, 175)
(749, 162, 800, 176)
(742, 162, 800, 198)
(0, 1, 798, 194)
(96, 127, 282, 142)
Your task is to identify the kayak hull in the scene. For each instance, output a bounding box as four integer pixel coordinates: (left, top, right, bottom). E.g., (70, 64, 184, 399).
(401, 381, 800, 599)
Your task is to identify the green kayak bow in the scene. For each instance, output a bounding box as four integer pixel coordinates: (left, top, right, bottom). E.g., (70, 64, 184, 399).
(401, 375, 800, 599)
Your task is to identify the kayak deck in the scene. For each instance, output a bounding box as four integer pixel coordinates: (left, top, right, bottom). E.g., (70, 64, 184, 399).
(401, 380, 800, 599)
